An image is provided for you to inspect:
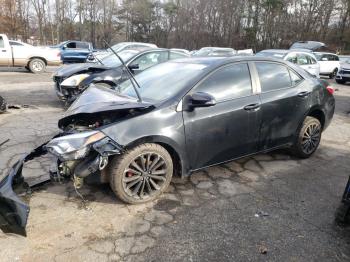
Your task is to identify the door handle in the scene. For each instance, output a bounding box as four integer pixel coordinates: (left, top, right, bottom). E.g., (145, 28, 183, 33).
(298, 91, 310, 97)
(1, 50, 6, 52)
(244, 103, 260, 111)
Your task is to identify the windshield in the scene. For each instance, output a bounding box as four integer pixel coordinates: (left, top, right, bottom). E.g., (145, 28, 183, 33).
(100, 50, 139, 67)
(117, 62, 207, 102)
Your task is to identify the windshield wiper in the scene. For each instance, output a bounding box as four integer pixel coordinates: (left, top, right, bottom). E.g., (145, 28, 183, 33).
(103, 40, 142, 103)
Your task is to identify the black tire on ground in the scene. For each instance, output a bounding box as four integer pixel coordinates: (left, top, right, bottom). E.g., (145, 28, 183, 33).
(335, 202, 350, 226)
(109, 143, 173, 204)
(329, 68, 338, 79)
(28, 58, 46, 73)
(291, 116, 322, 158)
(336, 79, 346, 84)
(0, 95, 7, 113)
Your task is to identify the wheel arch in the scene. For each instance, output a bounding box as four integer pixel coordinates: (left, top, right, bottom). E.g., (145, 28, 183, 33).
(307, 107, 326, 129)
(27, 56, 47, 66)
(124, 135, 189, 178)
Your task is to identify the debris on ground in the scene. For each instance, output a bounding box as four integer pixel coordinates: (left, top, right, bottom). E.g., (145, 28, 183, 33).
(255, 211, 269, 218)
(0, 139, 10, 147)
(258, 244, 268, 254)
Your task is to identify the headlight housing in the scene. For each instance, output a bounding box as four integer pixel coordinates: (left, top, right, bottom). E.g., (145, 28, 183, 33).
(61, 74, 90, 87)
(45, 131, 106, 160)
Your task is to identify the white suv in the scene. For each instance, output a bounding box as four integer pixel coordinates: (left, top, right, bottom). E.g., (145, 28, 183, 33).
(256, 49, 320, 78)
(314, 52, 340, 79)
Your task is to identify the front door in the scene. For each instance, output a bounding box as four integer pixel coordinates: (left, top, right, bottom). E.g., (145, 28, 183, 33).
(254, 61, 311, 150)
(0, 36, 10, 66)
(183, 63, 261, 170)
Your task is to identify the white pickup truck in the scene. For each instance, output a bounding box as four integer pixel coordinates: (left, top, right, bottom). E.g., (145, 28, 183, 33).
(0, 34, 61, 73)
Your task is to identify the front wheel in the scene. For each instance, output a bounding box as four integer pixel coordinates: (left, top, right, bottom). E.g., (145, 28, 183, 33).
(336, 79, 346, 85)
(28, 58, 46, 73)
(109, 143, 173, 204)
(335, 202, 350, 225)
(291, 116, 322, 158)
(329, 68, 338, 79)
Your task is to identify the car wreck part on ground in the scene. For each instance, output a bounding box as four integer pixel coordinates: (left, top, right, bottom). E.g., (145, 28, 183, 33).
(0, 95, 7, 113)
(0, 132, 123, 236)
(0, 143, 49, 236)
(335, 176, 350, 225)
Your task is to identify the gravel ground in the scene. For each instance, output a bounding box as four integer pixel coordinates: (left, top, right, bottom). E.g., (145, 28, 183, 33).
(0, 68, 349, 262)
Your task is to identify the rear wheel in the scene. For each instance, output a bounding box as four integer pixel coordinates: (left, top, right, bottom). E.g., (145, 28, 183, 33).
(336, 79, 346, 84)
(335, 202, 350, 225)
(291, 116, 322, 158)
(109, 143, 173, 204)
(329, 68, 338, 79)
(28, 58, 46, 73)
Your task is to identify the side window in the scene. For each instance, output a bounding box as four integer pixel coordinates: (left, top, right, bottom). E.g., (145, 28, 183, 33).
(0, 36, 4, 48)
(194, 63, 252, 101)
(289, 70, 303, 86)
(307, 55, 317, 64)
(255, 62, 291, 92)
(334, 55, 339, 61)
(66, 42, 77, 49)
(297, 54, 309, 65)
(9, 41, 23, 46)
(76, 42, 89, 49)
(321, 55, 329, 61)
(169, 51, 187, 60)
(286, 54, 297, 64)
(129, 51, 168, 71)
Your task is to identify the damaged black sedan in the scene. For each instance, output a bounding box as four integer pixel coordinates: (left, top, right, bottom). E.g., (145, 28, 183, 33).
(0, 57, 335, 235)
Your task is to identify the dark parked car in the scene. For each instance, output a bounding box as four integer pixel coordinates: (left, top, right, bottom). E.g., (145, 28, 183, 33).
(0, 57, 335, 235)
(335, 176, 350, 225)
(53, 48, 190, 102)
(51, 40, 93, 63)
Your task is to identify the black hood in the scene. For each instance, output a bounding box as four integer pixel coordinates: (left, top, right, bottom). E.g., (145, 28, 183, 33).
(54, 63, 109, 77)
(58, 84, 153, 128)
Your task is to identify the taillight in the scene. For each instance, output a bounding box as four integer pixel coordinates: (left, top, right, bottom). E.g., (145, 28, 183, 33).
(326, 86, 334, 95)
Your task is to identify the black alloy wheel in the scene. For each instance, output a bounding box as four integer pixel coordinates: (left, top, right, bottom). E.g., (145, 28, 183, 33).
(109, 143, 173, 204)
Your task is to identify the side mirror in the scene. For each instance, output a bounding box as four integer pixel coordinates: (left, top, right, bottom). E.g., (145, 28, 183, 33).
(184, 92, 216, 111)
(62, 46, 66, 50)
(128, 64, 139, 70)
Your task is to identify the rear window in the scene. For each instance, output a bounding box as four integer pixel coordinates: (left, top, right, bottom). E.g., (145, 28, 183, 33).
(0, 36, 4, 48)
(255, 62, 291, 92)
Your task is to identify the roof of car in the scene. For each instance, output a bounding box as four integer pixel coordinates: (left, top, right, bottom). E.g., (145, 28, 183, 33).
(314, 52, 338, 56)
(170, 56, 292, 67)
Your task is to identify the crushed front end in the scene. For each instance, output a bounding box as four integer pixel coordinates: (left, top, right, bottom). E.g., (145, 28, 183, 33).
(46, 131, 123, 188)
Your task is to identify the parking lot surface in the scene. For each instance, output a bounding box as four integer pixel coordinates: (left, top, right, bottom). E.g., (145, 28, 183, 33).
(0, 69, 349, 262)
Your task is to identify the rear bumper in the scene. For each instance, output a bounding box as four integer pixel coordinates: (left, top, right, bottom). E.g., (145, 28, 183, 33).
(0, 143, 49, 236)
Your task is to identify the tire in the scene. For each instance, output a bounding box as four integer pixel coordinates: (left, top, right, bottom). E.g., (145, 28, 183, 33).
(28, 58, 46, 73)
(335, 202, 350, 226)
(0, 95, 7, 113)
(329, 68, 338, 79)
(109, 143, 173, 204)
(291, 116, 322, 158)
(336, 79, 346, 84)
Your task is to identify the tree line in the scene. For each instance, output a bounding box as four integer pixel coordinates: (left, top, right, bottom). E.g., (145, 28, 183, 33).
(1, 0, 350, 53)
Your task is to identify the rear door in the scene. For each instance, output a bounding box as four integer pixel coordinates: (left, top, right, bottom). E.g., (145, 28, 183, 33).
(0, 36, 10, 66)
(183, 62, 261, 169)
(255, 62, 310, 150)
